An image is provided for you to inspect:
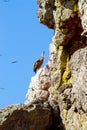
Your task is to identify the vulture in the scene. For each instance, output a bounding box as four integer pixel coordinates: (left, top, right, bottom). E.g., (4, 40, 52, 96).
(33, 51, 45, 73)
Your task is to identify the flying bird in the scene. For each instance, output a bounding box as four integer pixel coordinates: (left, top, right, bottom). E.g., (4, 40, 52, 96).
(33, 51, 45, 73)
(11, 61, 18, 64)
(0, 88, 4, 90)
(3, 0, 10, 2)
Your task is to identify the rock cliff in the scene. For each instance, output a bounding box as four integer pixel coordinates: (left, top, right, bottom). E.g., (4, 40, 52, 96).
(0, 0, 87, 130)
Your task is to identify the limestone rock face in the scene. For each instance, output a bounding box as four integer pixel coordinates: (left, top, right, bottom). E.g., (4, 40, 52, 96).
(70, 47, 87, 113)
(0, 103, 53, 130)
(78, 0, 87, 36)
(1, 0, 87, 130)
(37, 0, 55, 29)
(25, 66, 51, 104)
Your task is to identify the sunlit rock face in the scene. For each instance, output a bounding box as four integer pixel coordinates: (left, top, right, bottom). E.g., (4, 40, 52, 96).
(25, 67, 51, 104)
(78, 0, 87, 36)
(37, 0, 55, 29)
(70, 47, 87, 113)
(1, 0, 87, 130)
(26, 0, 87, 129)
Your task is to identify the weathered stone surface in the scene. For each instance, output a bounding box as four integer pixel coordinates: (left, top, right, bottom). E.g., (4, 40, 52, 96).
(1, 0, 87, 130)
(78, 0, 87, 36)
(0, 103, 53, 130)
(26, 0, 87, 129)
(25, 66, 51, 104)
(70, 47, 87, 113)
(52, 0, 82, 47)
(37, 0, 55, 29)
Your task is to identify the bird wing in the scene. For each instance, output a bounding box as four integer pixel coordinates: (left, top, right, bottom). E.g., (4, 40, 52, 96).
(33, 59, 40, 69)
(33, 58, 43, 72)
(33, 56, 44, 73)
(11, 61, 18, 64)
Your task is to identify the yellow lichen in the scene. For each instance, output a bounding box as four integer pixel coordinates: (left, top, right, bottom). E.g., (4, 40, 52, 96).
(62, 57, 73, 85)
(80, 115, 86, 129)
(63, 109, 68, 119)
(59, 46, 73, 86)
(61, 28, 69, 34)
(73, 3, 79, 12)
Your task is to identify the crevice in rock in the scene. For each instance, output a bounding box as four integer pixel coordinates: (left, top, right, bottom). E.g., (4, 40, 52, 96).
(50, 105, 66, 130)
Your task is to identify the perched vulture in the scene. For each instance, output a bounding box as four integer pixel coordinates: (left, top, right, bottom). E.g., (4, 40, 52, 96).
(33, 51, 45, 73)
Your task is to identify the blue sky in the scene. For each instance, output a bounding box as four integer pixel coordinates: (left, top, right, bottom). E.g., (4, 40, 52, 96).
(0, 0, 53, 108)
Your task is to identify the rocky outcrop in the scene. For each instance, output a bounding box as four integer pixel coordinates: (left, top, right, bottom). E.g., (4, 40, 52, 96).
(25, 66, 51, 104)
(37, 0, 55, 29)
(1, 0, 87, 130)
(0, 103, 53, 130)
(26, 0, 87, 129)
(78, 0, 87, 36)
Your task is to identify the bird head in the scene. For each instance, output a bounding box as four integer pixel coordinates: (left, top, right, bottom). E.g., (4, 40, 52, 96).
(42, 51, 45, 57)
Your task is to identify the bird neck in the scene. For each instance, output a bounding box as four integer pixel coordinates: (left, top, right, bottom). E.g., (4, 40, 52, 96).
(41, 51, 44, 57)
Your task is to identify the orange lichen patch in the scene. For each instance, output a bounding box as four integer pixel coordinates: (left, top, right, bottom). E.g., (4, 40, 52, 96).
(60, 12, 82, 46)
